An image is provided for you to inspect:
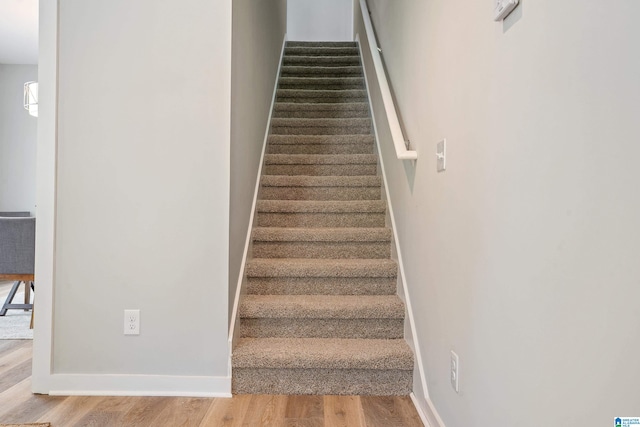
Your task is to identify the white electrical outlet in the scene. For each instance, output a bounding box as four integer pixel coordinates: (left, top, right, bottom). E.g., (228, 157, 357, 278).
(437, 139, 446, 172)
(450, 350, 460, 393)
(124, 309, 140, 335)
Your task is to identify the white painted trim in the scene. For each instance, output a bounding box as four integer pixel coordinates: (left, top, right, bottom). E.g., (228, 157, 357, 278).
(410, 393, 431, 427)
(426, 396, 447, 427)
(411, 393, 447, 427)
(227, 33, 288, 374)
(356, 32, 430, 408)
(32, 0, 58, 394)
(357, 0, 417, 161)
(48, 374, 231, 398)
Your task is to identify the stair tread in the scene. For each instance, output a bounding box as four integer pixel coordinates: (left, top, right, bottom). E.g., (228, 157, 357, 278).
(246, 258, 397, 278)
(283, 56, 360, 62)
(286, 41, 357, 47)
(268, 135, 374, 144)
(281, 66, 363, 75)
(233, 337, 413, 370)
(284, 47, 359, 56)
(252, 227, 391, 242)
(280, 77, 363, 83)
(278, 89, 366, 96)
(274, 102, 369, 111)
(261, 175, 381, 187)
(257, 200, 386, 213)
(264, 154, 376, 165)
(240, 295, 404, 319)
(271, 118, 371, 126)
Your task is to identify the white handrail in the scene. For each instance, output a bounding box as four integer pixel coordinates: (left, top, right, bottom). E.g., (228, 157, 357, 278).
(359, 0, 417, 160)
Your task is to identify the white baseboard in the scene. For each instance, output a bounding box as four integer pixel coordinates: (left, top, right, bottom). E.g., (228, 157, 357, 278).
(411, 393, 446, 427)
(227, 33, 289, 370)
(47, 373, 232, 397)
(355, 30, 430, 404)
(356, 31, 443, 427)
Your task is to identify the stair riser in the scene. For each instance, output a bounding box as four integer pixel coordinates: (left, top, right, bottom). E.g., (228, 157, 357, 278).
(281, 68, 363, 78)
(256, 212, 385, 228)
(268, 135, 374, 145)
(277, 96, 368, 104)
(279, 83, 364, 90)
(247, 262, 397, 279)
(252, 241, 390, 259)
(268, 144, 373, 154)
(271, 126, 371, 135)
(271, 118, 371, 127)
(279, 77, 363, 85)
(283, 57, 361, 66)
(240, 318, 404, 339)
(260, 187, 381, 201)
(264, 165, 377, 176)
(273, 110, 370, 119)
(233, 368, 412, 395)
(284, 47, 360, 56)
(246, 277, 396, 295)
(274, 102, 369, 114)
(287, 42, 357, 48)
(278, 76, 366, 90)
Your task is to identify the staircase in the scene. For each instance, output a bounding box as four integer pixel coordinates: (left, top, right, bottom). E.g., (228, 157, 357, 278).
(232, 41, 414, 396)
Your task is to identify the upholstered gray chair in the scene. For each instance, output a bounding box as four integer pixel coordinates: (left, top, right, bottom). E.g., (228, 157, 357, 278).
(0, 212, 35, 316)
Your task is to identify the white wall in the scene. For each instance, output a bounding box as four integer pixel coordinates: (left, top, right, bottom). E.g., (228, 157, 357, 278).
(288, 0, 353, 41)
(51, 0, 232, 390)
(229, 0, 287, 323)
(0, 65, 38, 214)
(357, 0, 640, 425)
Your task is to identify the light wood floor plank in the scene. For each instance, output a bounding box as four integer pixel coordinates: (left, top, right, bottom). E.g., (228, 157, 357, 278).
(0, 340, 423, 426)
(0, 344, 32, 376)
(37, 395, 103, 426)
(241, 395, 288, 427)
(0, 359, 31, 393)
(0, 377, 33, 421)
(394, 395, 425, 427)
(0, 388, 65, 424)
(145, 396, 212, 426)
(323, 395, 365, 427)
(0, 339, 29, 356)
(198, 394, 251, 427)
(286, 395, 324, 420)
(361, 396, 423, 427)
(70, 395, 138, 426)
(120, 396, 173, 426)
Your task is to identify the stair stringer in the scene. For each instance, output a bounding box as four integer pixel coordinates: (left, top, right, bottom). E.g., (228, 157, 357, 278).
(355, 34, 432, 418)
(228, 34, 288, 376)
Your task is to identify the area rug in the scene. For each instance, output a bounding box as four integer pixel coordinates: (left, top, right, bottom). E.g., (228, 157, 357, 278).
(0, 293, 33, 340)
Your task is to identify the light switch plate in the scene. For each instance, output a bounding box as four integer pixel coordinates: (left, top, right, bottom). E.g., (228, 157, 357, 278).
(494, 0, 519, 21)
(437, 139, 446, 172)
(450, 350, 459, 393)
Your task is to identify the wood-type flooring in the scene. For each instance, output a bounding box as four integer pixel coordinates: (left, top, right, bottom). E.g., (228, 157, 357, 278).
(0, 340, 423, 426)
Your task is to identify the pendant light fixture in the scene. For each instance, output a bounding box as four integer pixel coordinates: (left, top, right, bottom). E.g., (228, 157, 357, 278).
(23, 81, 38, 117)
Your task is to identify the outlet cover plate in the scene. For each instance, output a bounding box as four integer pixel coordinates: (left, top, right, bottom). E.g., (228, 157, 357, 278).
(451, 350, 459, 393)
(124, 309, 140, 335)
(437, 139, 446, 172)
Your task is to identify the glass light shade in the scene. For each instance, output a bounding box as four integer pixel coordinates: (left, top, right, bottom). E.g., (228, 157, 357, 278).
(24, 81, 38, 117)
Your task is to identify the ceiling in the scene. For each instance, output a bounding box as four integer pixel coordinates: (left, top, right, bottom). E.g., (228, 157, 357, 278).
(0, 0, 38, 65)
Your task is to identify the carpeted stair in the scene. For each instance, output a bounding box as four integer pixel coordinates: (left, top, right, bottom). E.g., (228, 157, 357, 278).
(232, 41, 414, 395)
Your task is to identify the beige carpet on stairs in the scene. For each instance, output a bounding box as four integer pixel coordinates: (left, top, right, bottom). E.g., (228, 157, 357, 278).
(232, 41, 414, 396)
